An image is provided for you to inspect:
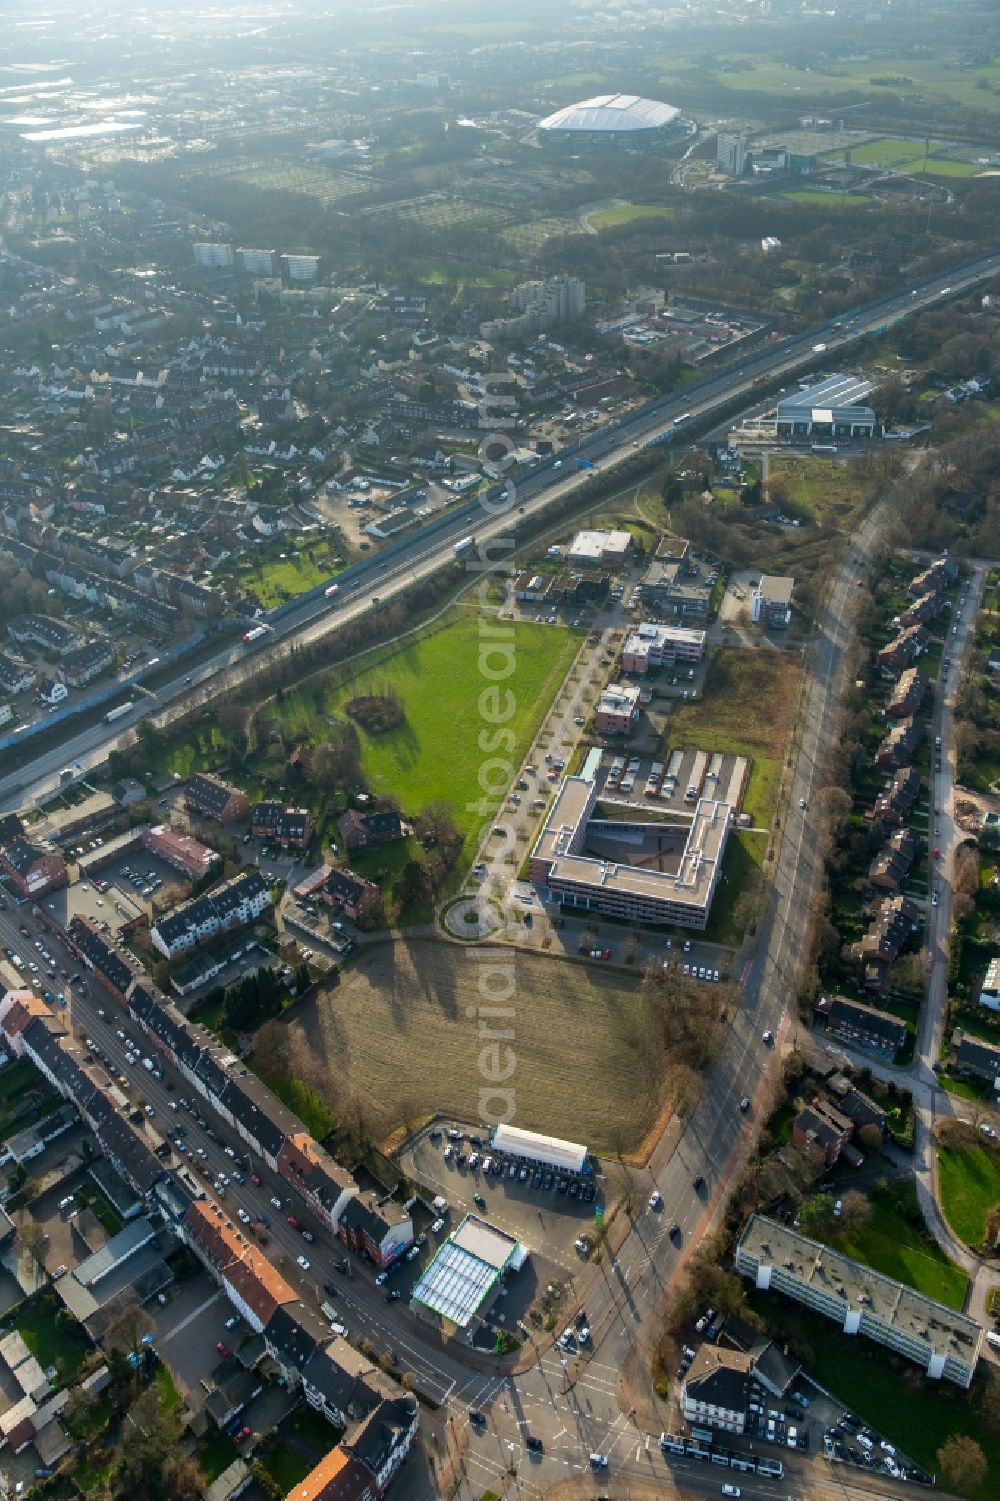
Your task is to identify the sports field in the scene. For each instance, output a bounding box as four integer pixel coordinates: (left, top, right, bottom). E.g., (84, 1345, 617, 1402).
(292, 940, 662, 1151)
(821, 136, 984, 179)
(588, 201, 675, 231)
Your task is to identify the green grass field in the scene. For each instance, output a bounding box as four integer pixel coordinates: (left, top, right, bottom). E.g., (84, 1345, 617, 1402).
(223, 543, 344, 609)
(826, 1181, 968, 1309)
(938, 1138, 1000, 1247)
(821, 135, 985, 178)
(588, 201, 675, 231)
(704, 829, 766, 947)
(781, 189, 869, 206)
(311, 611, 582, 847)
(671, 54, 1000, 114)
(20, 1296, 90, 1379)
(768, 453, 869, 525)
(665, 650, 801, 827)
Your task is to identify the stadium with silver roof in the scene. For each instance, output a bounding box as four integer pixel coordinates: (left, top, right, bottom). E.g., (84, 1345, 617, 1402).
(538, 93, 684, 149)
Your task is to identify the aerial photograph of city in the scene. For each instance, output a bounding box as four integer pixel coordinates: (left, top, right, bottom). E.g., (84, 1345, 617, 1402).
(0, 0, 998, 1497)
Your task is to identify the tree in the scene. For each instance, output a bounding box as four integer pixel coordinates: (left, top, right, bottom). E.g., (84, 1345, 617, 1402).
(395, 858, 430, 914)
(857, 1122, 885, 1157)
(104, 1295, 148, 1355)
(18, 1220, 47, 1262)
(937, 1434, 987, 1493)
(979, 1368, 1000, 1431)
(837, 1189, 871, 1233)
(797, 1193, 835, 1236)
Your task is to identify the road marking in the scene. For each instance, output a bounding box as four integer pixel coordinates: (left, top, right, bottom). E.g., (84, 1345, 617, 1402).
(158, 1289, 222, 1344)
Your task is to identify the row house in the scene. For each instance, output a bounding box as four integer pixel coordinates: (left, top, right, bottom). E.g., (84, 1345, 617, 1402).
(870, 765, 922, 826)
(68, 915, 145, 1004)
(877, 624, 929, 674)
(151, 869, 272, 959)
(322, 868, 382, 923)
(338, 810, 405, 853)
(251, 803, 314, 850)
(0, 839, 67, 900)
(6, 613, 78, 656)
(900, 591, 943, 629)
(952, 1032, 1000, 1093)
(875, 717, 924, 771)
(185, 772, 250, 824)
(183, 1199, 299, 1332)
(276, 1133, 357, 1231)
(60, 639, 114, 688)
(908, 555, 958, 599)
(868, 827, 918, 893)
(338, 1192, 413, 1270)
(0, 653, 35, 696)
(142, 823, 220, 881)
(857, 894, 921, 989)
(887, 667, 928, 719)
(792, 1096, 855, 1169)
(815, 994, 909, 1060)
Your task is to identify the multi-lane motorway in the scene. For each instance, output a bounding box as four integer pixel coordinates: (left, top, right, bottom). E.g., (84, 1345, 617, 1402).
(2, 249, 996, 813)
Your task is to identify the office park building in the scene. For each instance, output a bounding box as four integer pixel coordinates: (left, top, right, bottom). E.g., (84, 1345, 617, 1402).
(530, 772, 731, 929)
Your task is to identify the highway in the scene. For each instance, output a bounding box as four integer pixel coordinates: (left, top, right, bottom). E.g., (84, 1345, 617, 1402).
(1, 248, 996, 813)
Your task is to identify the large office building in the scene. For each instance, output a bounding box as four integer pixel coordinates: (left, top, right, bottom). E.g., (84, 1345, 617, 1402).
(236, 247, 276, 276)
(192, 242, 233, 269)
(538, 94, 683, 150)
(776, 375, 877, 439)
(622, 623, 706, 675)
(530, 773, 731, 929)
(717, 132, 747, 176)
(736, 1215, 982, 1388)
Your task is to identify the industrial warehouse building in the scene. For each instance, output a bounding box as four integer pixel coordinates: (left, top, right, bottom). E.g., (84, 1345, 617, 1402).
(776, 374, 877, 439)
(538, 93, 684, 150)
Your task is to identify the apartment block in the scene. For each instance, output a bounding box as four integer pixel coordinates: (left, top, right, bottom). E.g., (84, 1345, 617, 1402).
(735, 1214, 982, 1387)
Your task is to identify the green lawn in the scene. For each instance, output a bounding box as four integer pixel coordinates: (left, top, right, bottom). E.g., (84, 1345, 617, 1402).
(680, 54, 1000, 114)
(197, 1430, 239, 1483)
(154, 1361, 182, 1412)
(258, 1439, 312, 1492)
(751, 1289, 1000, 1501)
(224, 544, 345, 610)
(826, 1181, 968, 1309)
(781, 189, 869, 207)
(703, 829, 766, 947)
(287, 1402, 343, 1453)
(19, 1295, 90, 1379)
(589, 201, 675, 231)
(938, 1138, 1000, 1247)
(319, 612, 583, 849)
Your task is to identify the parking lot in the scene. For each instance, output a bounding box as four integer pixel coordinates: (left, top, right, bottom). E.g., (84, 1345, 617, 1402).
(400, 1124, 609, 1274)
(594, 747, 750, 817)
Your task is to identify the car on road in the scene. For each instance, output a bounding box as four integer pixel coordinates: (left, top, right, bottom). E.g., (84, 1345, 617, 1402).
(648, 1190, 662, 1210)
(692, 1175, 705, 1192)
(799, 797, 807, 809)
(250, 1173, 261, 1185)
(739, 1097, 750, 1113)
(669, 1222, 681, 1240)
(375, 1271, 389, 1286)
(762, 1030, 774, 1046)
(296, 1254, 311, 1271)
(270, 1196, 283, 1208)
(722, 1487, 741, 1498)
(385, 1290, 401, 1302)
(473, 1192, 486, 1208)
(215, 1342, 230, 1358)
(525, 1436, 543, 1454)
